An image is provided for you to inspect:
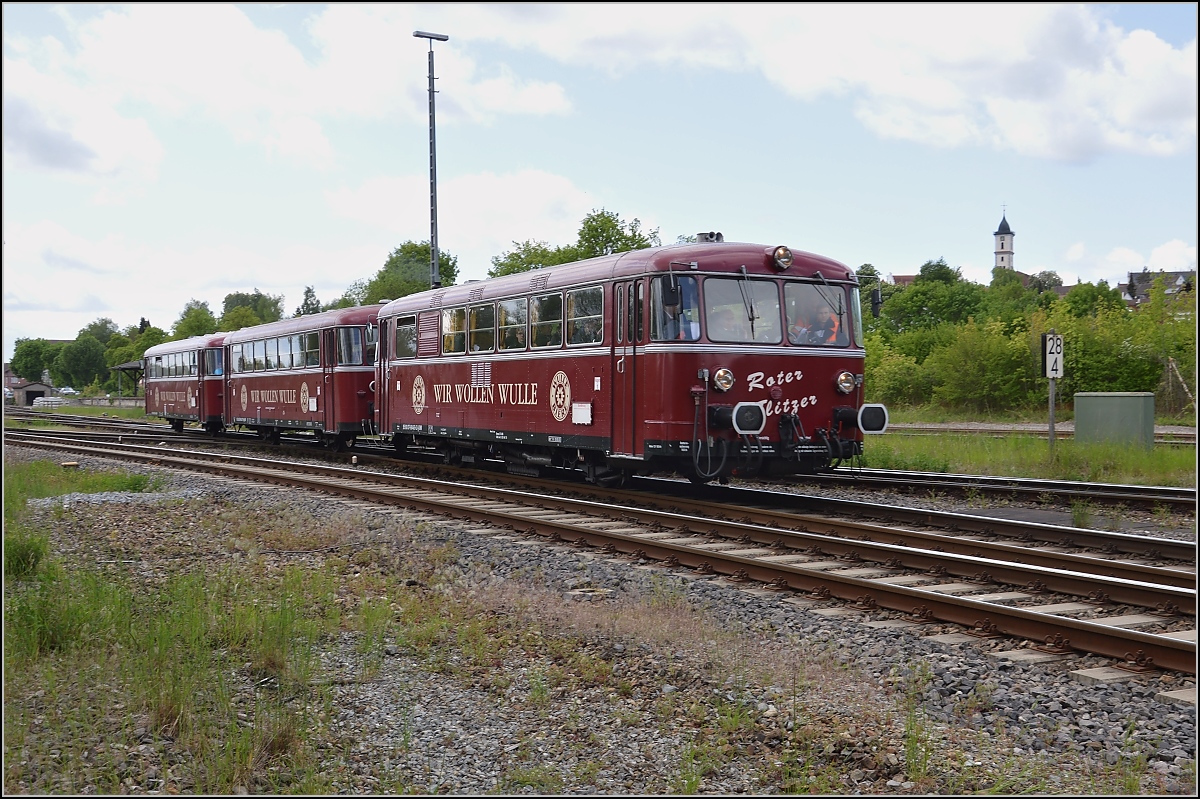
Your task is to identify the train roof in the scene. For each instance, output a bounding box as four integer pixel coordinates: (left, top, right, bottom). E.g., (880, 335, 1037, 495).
(222, 304, 383, 344)
(379, 240, 854, 316)
(143, 332, 227, 358)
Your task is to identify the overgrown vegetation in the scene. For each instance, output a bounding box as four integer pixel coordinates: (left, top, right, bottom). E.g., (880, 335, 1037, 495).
(3, 455, 1193, 794)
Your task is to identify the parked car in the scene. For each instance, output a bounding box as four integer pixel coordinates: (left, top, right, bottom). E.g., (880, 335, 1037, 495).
(59, 387, 79, 396)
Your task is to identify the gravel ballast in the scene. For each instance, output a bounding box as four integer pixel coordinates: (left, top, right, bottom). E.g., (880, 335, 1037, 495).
(3, 445, 1195, 795)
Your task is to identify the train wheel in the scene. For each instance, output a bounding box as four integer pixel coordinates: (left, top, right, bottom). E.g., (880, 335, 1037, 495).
(170, 419, 184, 433)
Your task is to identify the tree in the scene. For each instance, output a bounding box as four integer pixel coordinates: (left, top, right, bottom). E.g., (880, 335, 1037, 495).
(575, 208, 659, 258)
(11, 338, 56, 383)
(294, 286, 322, 317)
(488, 209, 660, 279)
(51, 335, 106, 389)
(1028, 271, 1063, 293)
(914, 258, 961, 285)
(79, 317, 119, 347)
(855, 264, 881, 288)
(223, 289, 284, 324)
(218, 305, 262, 332)
(1063, 280, 1125, 318)
(172, 300, 218, 339)
(488, 240, 579, 278)
(880, 279, 985, 334)
(323, 279, 368, 311)
(361, 242, 459, 304)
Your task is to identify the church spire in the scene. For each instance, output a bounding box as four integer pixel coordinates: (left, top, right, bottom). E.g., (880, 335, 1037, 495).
(994, 210, 1014, 270)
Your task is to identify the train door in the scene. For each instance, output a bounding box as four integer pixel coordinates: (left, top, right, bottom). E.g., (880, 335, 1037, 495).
(376, 317, 391, 436)
(322, 327, 336, 431)
(611, 279, 643, 456)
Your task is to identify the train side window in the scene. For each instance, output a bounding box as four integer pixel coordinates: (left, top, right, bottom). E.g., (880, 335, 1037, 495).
(337, 327, 364, 365)
(278, 336, 293, 369)
(442, 308, 467, 354)
(616, 286, 625, 344)
(264, 338, 278, 370)
(229, 346, 241, 374)
(651, 275, 699, 341)
(566, 286, 603, 345)
(530, 292, 563, 348)
(303, 332, 320, 367)
(365, 324, 378, 364)
(253, 340, 267, 371)
(498, 299, 527, 350)
(206, 349, 224, 376)
(635, 282, 644, 342)
(189, 351, 198, 376)
(469, 304, 495, 353)
(394, 316, 417, 358)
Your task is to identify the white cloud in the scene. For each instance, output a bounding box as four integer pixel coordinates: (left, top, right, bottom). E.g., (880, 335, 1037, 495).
(326, 169, 596, 280)
(1064, 242, 1086, 262)
(1147, 239, 1198, 272)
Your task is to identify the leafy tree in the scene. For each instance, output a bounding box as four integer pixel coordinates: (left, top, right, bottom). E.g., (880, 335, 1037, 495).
(914, 258, 961, 285)
(139, 317, 151, 333)
(172, 300, 219, 339)
(925, 320, 1037, 412)
(488, 209, 659, 279)
(218, 305, 262, 332)
(1027, 270, 1063, 293)
(294, 286, 322, 317)
(223, 289, 284, 323)
(855, 264, 881, 288)
(11, 338, 58, 383)
(575, 208, 659, 258)
(79, 317, 119, 347)
(50, 335, 107, 389)
(880, 279, 984, 334)
(323, 279, 368, 311)
(1062, 280, 1125, 318)
(361, 242, 458, 304)
(489, 240, 579, 278)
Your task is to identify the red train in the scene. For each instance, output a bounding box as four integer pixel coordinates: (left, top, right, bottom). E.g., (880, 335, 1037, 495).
(375, 237, 887, 484)
(146, 306, 381, 448)
(144, 332, 227, 434)
(222, 306, 380, 447)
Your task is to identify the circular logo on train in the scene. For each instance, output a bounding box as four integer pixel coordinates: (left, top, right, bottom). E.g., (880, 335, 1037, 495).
(299, 382, 310, 410)
(549, 371, 571, 422)
(240, 384, 248, 412)
(412, 374, 427, 415)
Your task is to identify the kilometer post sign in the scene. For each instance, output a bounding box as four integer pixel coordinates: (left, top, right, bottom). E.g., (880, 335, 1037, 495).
(1042, 331, 1064, 456)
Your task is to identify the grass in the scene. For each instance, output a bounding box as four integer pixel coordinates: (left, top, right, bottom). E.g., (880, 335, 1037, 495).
(4, 452, 1194, 795)
(861, 432, 1196, 486)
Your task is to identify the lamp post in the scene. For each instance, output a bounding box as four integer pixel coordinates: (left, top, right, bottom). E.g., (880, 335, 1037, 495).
(413, 30, 449, 289)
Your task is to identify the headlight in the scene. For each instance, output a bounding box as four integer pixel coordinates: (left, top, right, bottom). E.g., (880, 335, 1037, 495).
(772, 246, 793, 271)
(713, 368, 735, 392)
(836, 371, 856, 394)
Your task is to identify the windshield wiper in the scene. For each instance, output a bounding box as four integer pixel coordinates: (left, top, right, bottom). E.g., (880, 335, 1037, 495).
(738, 265, 757, 337)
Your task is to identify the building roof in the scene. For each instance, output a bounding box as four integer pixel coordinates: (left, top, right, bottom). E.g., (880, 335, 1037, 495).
(994, 214, 1013, 236)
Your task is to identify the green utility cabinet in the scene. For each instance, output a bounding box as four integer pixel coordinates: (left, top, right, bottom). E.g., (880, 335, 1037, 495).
(1073, 392, 1155, 448)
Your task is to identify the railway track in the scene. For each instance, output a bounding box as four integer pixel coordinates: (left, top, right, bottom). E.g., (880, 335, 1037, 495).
(889, 422, 1196, 446)
(7, 431, 1195, 674)
(7, 410, 1192, 510)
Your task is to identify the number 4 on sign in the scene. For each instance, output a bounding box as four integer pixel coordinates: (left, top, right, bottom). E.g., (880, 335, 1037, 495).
(1043, 333, 1064, 379)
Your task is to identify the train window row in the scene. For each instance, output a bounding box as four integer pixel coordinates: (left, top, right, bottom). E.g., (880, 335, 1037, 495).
(231, 333, 320, 374)
(393, 286, 605, 359)
(147, 351, 198, 379)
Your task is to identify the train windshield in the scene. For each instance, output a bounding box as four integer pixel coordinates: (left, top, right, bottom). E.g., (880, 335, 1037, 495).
(651, 276, 700, 341)
(783, 283, 849, 346)
(704, 278, 781, 343)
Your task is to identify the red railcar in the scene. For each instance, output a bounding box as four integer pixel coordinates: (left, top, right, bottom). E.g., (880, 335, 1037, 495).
(376, 238, 887, 484)
(223, 305, 380, 447)
(144, 333, 227, 433)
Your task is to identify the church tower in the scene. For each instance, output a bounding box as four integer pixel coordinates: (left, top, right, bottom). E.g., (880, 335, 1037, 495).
(994, 212, 1014, 270)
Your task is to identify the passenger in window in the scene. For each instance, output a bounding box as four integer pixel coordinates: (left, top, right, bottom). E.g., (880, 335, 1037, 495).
(799, 305, 842, 345)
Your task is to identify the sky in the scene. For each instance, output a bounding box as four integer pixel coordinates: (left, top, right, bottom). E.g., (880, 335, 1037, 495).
(3, 2, 1197, 362)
